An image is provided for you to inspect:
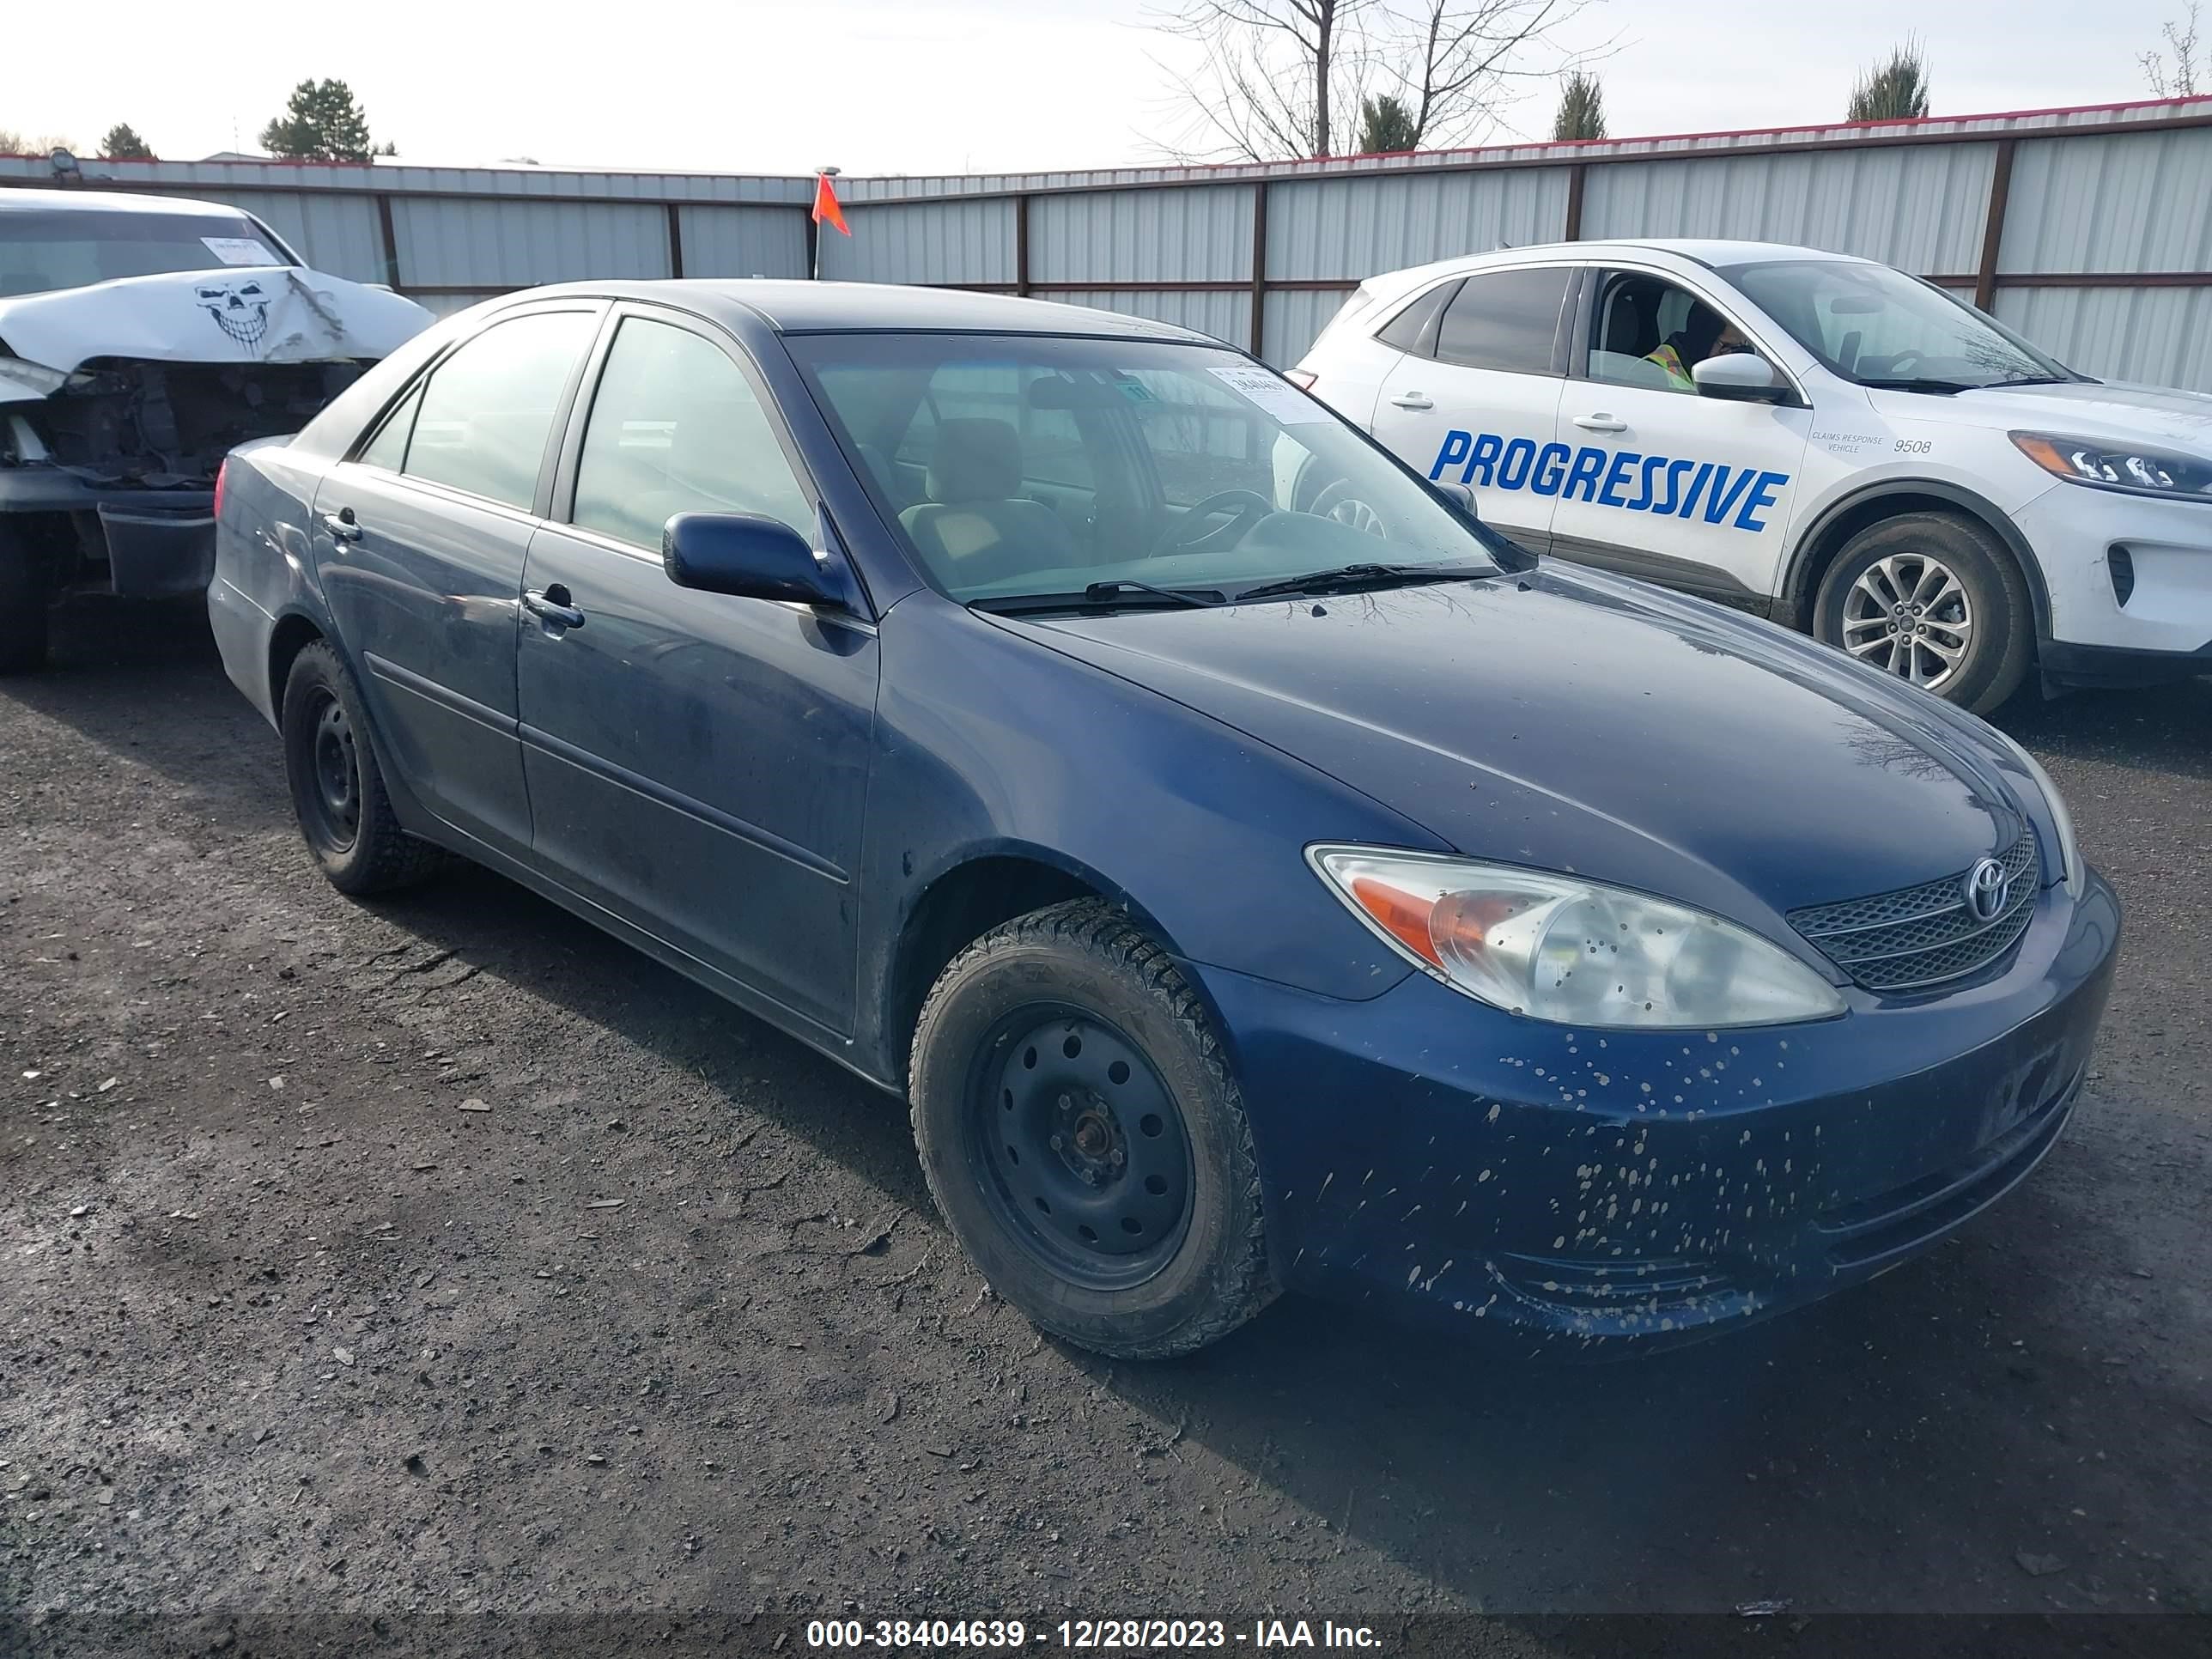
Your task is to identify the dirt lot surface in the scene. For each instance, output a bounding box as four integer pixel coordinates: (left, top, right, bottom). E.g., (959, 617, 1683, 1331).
(4, 605, 2209, 1652)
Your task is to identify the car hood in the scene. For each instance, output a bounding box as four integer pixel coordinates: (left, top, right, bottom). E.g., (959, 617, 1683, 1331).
(1885, 377, 2212, 451)
(1007, 567, 2033, 929)
(0, 265, 432, 403)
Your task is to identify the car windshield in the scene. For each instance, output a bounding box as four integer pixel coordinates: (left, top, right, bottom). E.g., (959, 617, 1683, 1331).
(0, 208, 289, 298)
(1720, 258, 2073, 391)
(791, 331, 1504, 605)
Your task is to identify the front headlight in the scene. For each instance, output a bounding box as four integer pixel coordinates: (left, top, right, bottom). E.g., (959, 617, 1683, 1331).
(1992, 734, 2085, 899)
(1309, 848, 1845, 1029)
(2010, 431, 2212, 501)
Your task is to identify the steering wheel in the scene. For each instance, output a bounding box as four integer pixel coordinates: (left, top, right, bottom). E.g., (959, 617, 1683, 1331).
(1150, 489, 1275, 557)
(1309, 479, 1389, 539)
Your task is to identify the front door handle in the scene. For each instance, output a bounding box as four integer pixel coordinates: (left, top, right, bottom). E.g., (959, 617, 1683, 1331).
(1573, 413, 1628, 433)
(320, 507, 362, 543)
(1389, 392, 1435, 410)
(523, 586, 585, 630)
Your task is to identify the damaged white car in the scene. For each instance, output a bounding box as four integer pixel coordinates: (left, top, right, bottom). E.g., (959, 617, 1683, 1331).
(1, 187, 431, 671)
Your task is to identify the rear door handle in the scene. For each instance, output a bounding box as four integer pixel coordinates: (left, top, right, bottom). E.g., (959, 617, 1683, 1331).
(1389, 392, 1435, 410)
(1573, 413, 1628, 433)
(523, 586, 585, 630)
(320, 507, 362, 543)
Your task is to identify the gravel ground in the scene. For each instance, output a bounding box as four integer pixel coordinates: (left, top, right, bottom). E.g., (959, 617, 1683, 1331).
(3, 602, 2209, 1651)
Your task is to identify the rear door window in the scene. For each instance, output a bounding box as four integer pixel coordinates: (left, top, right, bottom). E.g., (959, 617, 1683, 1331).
(401, 310, 597, 512)
(1434, 267, 1571, 376)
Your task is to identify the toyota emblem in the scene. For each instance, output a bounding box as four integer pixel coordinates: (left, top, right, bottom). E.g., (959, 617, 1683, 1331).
(1963, 856, 2008, 922)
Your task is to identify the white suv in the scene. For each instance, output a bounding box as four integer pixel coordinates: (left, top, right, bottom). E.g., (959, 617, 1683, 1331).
(1290, 239, 2212, 711)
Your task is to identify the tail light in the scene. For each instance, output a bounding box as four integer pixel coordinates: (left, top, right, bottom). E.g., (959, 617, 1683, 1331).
(212, 457, 229, 521)
(1284, 368, 1319, 391)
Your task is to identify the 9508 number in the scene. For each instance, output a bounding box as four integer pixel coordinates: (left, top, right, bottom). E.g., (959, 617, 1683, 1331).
(807, 1620, 1027, 1648)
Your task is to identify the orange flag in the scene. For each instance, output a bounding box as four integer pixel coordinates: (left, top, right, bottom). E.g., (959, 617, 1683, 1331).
(811, 173, 850, 237)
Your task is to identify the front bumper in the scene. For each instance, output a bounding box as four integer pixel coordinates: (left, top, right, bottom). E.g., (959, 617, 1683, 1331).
(1190, 871, 2121, 1352)
(2016, 483, 2212, 677)
(0, 468, 216, 598)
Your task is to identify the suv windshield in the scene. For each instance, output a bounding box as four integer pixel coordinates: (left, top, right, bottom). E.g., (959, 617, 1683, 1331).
(791, 331, 1503, 604)
(1721, 258, 2073, 392)
(0, 209, 289, 298)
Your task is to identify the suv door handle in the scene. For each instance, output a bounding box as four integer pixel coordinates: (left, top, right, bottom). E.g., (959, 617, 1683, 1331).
(320, 507, 363, 543)
(1573, 413, 1628, 433)
(1389, 392, 1435, 410)
(523, 586, 585, 630)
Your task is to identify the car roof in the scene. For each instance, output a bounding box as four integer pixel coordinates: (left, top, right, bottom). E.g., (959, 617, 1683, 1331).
(0, 186, 258, 219)
(507, 279, 1228, 343)
(1367, 238, 1872, 294)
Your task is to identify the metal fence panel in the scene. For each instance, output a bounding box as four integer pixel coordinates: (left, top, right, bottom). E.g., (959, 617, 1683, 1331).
(2000, 128, 2212, 275)
(819, 198, 1014, 284)
(1582, 145, 1997, 274)
(1993, 283, 2212, 391)
(677, 204, 809, 278)
(393, 198, 671, 286)
(1054, 289, 1252, 346)
(1032, 185, 1253, 283)
(1262, 288, 1352, 366)
(1267, 168, 1571, 279)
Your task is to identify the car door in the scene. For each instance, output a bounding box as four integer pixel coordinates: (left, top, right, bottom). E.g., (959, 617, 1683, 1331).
(314, 303, 601, 859)
(515, 307, 877, 1036)
(1545, 267, 1813, 611)
(1368, 264, 1576, 554)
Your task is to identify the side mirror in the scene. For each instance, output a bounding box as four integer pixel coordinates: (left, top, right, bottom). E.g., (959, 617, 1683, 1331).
(1692, 352, 1790, 404)
(1434, 480, 1479, 516)
(663, 512, 844, 606)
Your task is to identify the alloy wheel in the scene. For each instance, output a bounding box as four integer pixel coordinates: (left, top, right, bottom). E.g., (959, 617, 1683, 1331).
(1839, 551, 1976, 691)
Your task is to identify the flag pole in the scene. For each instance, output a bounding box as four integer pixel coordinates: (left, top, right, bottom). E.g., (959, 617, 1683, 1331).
(811, 165, 841, 281)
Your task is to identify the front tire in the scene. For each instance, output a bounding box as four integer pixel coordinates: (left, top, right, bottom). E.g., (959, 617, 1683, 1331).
(281, 641, 447, 895)
(909, 900, 1276, 1359)
(1813, 512, 2033, 713)
(0, 530, 52, 675)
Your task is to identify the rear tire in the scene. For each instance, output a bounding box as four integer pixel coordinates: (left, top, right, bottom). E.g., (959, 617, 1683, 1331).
(0, 531, 52, 675)
(1813, 512, 2033, 714)
(281, 641, 448, 895)
(909, 900, 1276, 1359)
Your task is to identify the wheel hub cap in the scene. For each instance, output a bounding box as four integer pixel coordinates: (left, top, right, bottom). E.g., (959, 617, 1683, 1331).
(1840, 552, 1975, 691)
(972, 1012, 1193, 1289)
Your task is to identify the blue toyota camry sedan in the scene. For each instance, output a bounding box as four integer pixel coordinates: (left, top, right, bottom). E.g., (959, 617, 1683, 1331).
(209, 282, 2120, 1358)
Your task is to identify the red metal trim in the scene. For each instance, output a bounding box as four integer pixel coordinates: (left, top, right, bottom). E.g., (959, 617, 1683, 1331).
(1975, 140, 2018, 311)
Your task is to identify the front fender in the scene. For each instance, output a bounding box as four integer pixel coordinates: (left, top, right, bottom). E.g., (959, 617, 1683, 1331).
(854, 594, 1441, 1073)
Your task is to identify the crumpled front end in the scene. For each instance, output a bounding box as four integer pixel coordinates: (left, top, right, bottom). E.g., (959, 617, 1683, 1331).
(0, 264, 429, 600)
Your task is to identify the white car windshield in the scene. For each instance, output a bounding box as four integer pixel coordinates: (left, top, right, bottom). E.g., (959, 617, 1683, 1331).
(793, 331, 1504, 605)
(1722, 258, 2074, 392)
(0, 209, 288, 298)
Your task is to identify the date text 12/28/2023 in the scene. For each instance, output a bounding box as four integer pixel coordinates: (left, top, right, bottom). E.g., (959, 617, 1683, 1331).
(805, 1618, 1382, 1649)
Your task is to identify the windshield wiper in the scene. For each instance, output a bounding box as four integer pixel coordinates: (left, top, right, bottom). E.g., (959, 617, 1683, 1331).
(1232, 562, 1493, 602)
(969, 580, 1226, 615)
(1856, 377, 1978, 394)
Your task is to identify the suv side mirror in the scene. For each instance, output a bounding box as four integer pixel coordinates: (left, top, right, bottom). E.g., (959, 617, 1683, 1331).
(663, 513, 845, 607)
(1692, 352, 1791, 404)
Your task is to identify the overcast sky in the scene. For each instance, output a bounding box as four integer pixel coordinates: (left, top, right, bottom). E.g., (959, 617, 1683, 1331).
(3, 0, 2197, 176)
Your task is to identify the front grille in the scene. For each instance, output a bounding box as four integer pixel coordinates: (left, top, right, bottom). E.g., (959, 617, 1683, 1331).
(1789, 834, 2039, 994)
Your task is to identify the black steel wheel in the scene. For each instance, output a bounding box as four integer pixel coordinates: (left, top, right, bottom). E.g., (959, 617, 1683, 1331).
(909, 899, 1276, 1359)
(281, 640, 449, 895)
(969, 1007, 1194, 1291)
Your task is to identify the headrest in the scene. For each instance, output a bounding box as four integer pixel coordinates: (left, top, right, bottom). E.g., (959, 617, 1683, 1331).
(927, 417, 1022, 503)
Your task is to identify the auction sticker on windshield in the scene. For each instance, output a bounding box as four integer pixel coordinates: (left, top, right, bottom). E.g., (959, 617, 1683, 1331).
(1210, 363, 1327, 422)
(202, 236, 281, 266)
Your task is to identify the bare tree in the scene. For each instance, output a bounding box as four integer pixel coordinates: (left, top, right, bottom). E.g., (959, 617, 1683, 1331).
(2142, 3, 2203, 96)
(1152, 0, 1593, 162)
(1, 129, 80, 156)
